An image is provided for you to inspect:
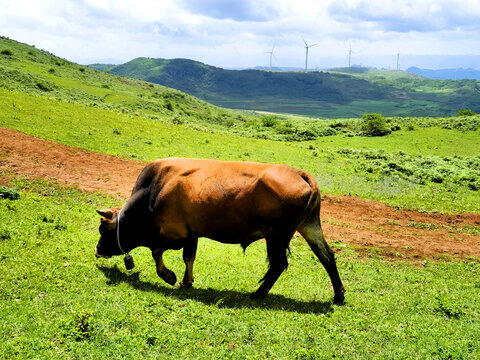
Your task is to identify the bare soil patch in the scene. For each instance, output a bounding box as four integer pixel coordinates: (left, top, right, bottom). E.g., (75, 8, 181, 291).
(2, 127, 479, 260)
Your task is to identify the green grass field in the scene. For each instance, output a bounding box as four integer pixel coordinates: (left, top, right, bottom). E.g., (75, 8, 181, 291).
(1, 179, 479, 359)
(1, 87, 479, 213)
(1, 36, 480, 359)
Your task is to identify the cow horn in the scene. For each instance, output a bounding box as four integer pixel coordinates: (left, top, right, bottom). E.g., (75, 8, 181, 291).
(97, 209, 114, 219)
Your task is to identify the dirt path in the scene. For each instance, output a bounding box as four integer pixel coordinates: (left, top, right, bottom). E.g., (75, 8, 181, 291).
(1, 127, 479, 260)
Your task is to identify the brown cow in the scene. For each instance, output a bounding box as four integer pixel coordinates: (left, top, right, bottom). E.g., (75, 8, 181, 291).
(95, 157, 345, 303)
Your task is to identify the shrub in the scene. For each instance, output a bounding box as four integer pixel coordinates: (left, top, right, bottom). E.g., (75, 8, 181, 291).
(172, 116, 184, 125)
(294, 128, 317, 141)
(359, 113, 391, 136)
(261, 115, 279, 128)
(457, 109, 477, 116)
(1, 49, 13, 56)
(35, 81, 52, 92)
(317, 126, 337, 137)
(0, 186, 20, 200)
(165, 101, 174, 111)
(275, 121, 295, 135)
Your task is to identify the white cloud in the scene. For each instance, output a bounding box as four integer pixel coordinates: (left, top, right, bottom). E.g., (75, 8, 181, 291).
(0, 0, 479, 68)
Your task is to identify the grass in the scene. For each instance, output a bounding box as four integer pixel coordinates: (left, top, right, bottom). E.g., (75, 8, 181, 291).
(1, 87, 480, 213)
(2, 88, 480, 213)
(0, 179, 479, 359)
(1, 37, 479, 359)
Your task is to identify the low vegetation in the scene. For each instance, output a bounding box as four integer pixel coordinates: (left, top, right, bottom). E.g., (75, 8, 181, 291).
(2, 86, 480, 213)
(0, 36, 479, 359)
(0, 179, 478, 358)
(358, 113, 392, 136)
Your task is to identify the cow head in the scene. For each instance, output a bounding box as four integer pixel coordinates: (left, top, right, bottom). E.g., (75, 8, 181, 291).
(95, 207, 124, 258)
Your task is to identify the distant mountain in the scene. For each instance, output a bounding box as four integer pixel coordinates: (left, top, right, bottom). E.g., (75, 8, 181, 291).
(407, 67, 480, 80)
(90, 57, 480, 118)
(89, 63, 116, 72)
(251, 66, 304, 71)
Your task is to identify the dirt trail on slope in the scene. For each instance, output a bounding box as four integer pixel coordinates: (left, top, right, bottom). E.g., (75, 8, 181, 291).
(1, 127, 479, 260)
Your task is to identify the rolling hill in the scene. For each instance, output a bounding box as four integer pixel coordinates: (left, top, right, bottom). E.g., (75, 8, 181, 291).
(0, 36, 254, 133)
(90, 57, 480, 118)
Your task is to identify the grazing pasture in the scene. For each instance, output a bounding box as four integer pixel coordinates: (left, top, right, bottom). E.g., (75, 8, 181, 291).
(0, 36, 479, 358)
(0, 180, 479, 359)
(1, 87, 479, 213)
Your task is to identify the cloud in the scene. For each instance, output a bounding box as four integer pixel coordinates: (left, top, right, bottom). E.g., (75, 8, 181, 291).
(0, 0, 479, 69)
(179, 0, 282, 22)
(328, 0, 480, 33)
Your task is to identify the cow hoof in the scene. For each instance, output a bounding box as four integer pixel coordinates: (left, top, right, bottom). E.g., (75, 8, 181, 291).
(180, 281, 193, 288)
(249, 291, 266, 300)
(159, 269, 177, 286)
(333, 293, 345, 305)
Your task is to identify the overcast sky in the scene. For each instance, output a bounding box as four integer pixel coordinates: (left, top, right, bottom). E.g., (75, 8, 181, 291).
(1, 0, 480, 70)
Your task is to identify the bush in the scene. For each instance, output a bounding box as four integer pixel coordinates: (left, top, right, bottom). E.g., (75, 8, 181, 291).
(261, 115, 278, 128)
(457, 109, 477, 116)
(165, 101, 174, 111)
(359, 113, 391, 136)
(35, 81, 52, 92)
(275, 121, 295, 135)
(0, 186, 20, 200)
(1, 49, 13, 56)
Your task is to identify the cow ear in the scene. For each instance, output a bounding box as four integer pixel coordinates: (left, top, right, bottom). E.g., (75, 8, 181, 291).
(97, 209, 114, 219)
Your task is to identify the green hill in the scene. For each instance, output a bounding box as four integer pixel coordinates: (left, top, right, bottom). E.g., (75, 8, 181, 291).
(92, 57, 480, 118)
(0, 36, 254, 133)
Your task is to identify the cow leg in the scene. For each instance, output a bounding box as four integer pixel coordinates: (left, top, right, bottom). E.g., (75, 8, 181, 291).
(298, 220, 346, 304)
(250, 235, 291, 300)
(151, 248, 177, 286)
(180, 237, 198, 287)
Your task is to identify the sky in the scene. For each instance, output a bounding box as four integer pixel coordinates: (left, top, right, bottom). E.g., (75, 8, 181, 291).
(1, 0, 480, 70)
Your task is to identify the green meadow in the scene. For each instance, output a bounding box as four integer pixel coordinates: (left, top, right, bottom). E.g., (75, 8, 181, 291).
(1, 37, 479, 359)
(1, 87, 479, 213)
(1, 180, 479, 359)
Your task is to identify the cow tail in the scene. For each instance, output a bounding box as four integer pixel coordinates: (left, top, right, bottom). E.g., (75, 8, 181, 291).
(298, 170, 321, 226)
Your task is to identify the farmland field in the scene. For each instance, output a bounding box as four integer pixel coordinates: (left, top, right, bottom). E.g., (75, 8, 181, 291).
(1, 37, 479, 359)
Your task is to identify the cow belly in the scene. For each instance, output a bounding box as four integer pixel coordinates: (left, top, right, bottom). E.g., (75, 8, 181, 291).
(203, 228, 265, 246)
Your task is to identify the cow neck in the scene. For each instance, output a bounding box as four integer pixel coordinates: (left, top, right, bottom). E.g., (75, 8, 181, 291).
(117, 207, 127, 254)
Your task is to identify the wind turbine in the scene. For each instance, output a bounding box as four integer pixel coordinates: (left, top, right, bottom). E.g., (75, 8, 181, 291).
(303, 38, 317, 72)
(396, 51, 400, 70)
(348, 43, 355, 67)
(265, 43, 275, 71)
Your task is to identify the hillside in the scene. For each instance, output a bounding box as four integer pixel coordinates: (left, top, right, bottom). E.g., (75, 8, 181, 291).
(0, 37, 253, 133)
(92, 57, 480, 118)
